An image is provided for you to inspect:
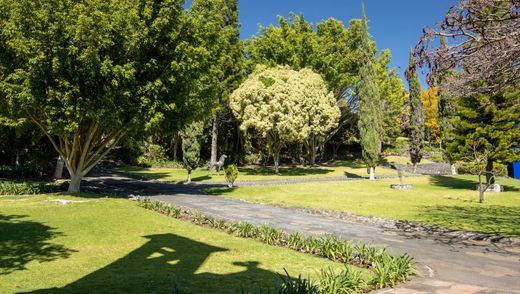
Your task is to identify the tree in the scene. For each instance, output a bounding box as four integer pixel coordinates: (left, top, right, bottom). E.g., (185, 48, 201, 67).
(406, 50, 425, 173)
(421, 87, 441, 143)
(181, 121, 204, 184)
(357, 8, 384, 180)
(447, 89, 520, 189)
(230, 65, 339, 173)
(414, 0, 520, 96)
(377, 49, 408, 144)
(209, 0, 244, 170)
(0, 0, 216, 192)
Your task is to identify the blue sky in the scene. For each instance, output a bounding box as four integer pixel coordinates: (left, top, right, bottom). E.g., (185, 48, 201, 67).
(237, 0, 455, 87)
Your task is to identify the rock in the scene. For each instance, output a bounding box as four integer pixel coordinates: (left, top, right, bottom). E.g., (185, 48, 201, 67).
(390, 184, 413, 190)
(476, 184, 504, 192)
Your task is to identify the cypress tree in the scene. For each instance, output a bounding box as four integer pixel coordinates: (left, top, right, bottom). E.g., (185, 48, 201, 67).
(406, 49, 425, 173)
(357, 7, 383, 180)
(181, 122, 204, 184)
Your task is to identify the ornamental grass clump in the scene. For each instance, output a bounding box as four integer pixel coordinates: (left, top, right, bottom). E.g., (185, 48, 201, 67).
(318, 266, 367, 294)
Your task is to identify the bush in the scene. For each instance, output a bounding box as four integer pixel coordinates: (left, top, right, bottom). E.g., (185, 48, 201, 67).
(458, 162, 508, 177)
(0, 181, 59, 195)
(225, 164, 239, 187)
(136, 143, 170, 166)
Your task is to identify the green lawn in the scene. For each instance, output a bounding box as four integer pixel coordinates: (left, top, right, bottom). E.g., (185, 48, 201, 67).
(117, 160, 402, 183)
(0, 194, 365, 293)
(208, 175, 520, 237)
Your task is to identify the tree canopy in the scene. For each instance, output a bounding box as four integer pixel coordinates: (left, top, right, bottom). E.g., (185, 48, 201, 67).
(230, 65, 339, 173)
(0, 0, 219, 192)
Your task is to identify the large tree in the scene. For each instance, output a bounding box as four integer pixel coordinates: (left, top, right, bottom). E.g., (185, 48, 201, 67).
(357, 8, 384, 180)
(406, 50, 425, 173)
(447, 88, 520, 191)
(0, 0, 216, 192)
(230, 65, 339, 173)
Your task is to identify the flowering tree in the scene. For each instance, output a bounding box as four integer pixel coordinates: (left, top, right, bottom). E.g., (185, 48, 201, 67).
(230, 66, 339, 173)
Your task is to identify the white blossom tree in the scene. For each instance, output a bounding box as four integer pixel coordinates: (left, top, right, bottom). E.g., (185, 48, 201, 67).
(230, 65, 340, 173)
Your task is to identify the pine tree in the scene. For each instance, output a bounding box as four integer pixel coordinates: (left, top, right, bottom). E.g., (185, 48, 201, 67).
(181, 122, 204, 184)
(406, 49, 425, 173)
(357, 7, 383, 180)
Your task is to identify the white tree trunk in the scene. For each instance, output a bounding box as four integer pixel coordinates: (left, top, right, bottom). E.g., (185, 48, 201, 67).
(369, 167, 375, 180)
(273, 152, 280, 174)
(210, 113, 218, 171)
(186, 170, 192, 184)
(68, 172, 82, 194)
(54, 156, 64, 179)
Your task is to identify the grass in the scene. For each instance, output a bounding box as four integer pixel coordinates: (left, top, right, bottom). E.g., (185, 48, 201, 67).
(116, 160, 402, 183)
(382, 156, 433, 165)
(0, 194, 370, 293)
(207, 175, 520, 237)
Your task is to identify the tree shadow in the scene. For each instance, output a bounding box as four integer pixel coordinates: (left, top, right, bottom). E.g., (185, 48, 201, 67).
(428, 175, 520, 192)
(414, 205, 520, 236)
(0, 214, 75, 275)
(27, 233, 295, 293)
(343, 172, 364, 178)
(325, 160, 365, 168)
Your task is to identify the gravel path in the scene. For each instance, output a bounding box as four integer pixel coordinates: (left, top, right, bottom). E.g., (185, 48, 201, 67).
(84, 172, 520, 294)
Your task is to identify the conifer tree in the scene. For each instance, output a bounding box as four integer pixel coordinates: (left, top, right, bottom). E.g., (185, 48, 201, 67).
(406, 50, 425, 173)
(181, 122, 204, 184)
(357, 8, 383, 180)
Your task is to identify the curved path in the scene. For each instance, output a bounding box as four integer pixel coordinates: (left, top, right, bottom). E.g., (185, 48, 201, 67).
(84, 172, 520, 294)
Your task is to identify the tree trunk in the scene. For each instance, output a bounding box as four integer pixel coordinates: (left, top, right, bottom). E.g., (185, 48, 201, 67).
(15, 150, 20, 166)
(54, 156, 64, 179)
(171, 133, 180, 162)
(412, 163, 417, 174)
(478, 173, 485, 203)
(308, 136, 317, 166)
(68, 172, 82, 194)
(485, 160, 494, 185)
(369, 167, 375, 180)
(273, 152, 280, 174)
(450, 163, 457, 175)
(187, 170, 192, 184)
(210, 113, 218, 171)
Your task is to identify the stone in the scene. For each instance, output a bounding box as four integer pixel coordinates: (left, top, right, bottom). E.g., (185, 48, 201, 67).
(390, 184, 413, 190)
(476, 184, 504, 192)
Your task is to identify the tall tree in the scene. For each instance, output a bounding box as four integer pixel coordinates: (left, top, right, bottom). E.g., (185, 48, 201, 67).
(357, 8, 383, 180)
(181, 121, 204, 184)
(0, 0, 216, 192)
(209, 0, 243, 170)
(421, 87, 441, 143)
(406, 50, 425, 173)
(230, 65, 339, 173)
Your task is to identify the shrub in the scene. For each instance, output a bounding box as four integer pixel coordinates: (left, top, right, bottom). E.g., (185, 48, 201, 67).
(0, 181, 59, 195)
(225, 164, 239, 187)
(136, 143, 170, 166)
(458, 162, 508, 177)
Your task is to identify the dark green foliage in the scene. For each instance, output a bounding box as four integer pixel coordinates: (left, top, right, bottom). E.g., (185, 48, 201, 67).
(357, 8, 384, 170)
(0, 181, 59, 195)
(406, 50, 425, 167)
(447, 89, 520, 177)
(458, 162, 508, 177)
(181, 122, 204, 173)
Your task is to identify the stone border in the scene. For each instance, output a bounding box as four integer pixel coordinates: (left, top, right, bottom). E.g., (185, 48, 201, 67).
(261, 203, 520, 251)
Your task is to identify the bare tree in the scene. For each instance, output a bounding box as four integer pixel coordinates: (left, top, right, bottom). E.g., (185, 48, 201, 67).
(413, 0, 520, 96)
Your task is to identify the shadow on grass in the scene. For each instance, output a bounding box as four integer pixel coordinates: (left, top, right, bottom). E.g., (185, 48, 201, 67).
(414, 205, 520, 236)
(0, 214, 75, 275)
(27, 233, 292, 293)
(428, 175, 520, 192)
(325, 160, 365, 168)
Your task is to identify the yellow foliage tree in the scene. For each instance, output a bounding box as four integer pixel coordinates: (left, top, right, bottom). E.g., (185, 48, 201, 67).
(421, 88, 441, 143)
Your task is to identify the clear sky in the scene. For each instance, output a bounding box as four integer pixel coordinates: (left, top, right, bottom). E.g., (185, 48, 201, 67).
(237, 0, 455, 86)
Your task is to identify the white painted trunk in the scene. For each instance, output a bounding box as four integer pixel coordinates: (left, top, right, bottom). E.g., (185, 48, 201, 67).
(54, 156, 64, 179)
(369, 167, 375, 180)
(450, 163, 457, 175)
(187, 170, 192, 184)
(68, 173, 82, 194)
